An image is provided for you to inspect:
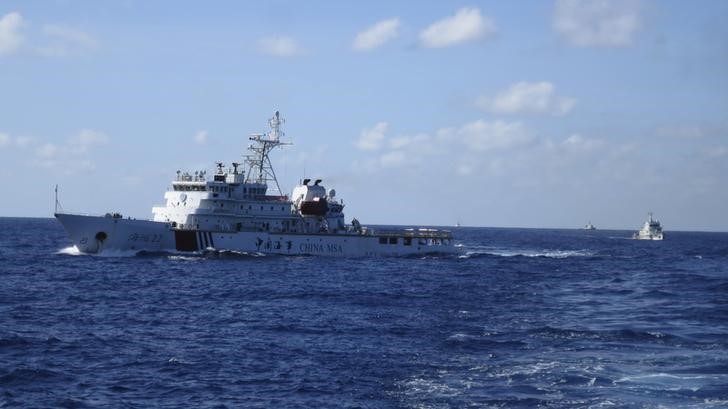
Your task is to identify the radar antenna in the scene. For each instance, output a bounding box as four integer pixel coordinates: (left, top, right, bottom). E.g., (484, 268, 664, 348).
(244, 111, 292, 195)
(268, 110, 285, 141)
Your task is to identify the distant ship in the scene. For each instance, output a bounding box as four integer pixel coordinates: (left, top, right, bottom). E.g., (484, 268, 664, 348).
(55, 112, 455, 256)
(633, 212, 664, 240)
(583, 221, 596, 230)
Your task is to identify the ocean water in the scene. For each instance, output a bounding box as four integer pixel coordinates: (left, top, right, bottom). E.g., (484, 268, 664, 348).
(1, 218, 727, 408)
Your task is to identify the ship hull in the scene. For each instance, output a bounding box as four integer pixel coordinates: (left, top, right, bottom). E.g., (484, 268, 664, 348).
(633, 232, 664, 240)
(55, 213, 456, 257)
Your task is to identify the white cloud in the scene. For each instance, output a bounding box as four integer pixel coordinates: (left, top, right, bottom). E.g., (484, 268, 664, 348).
(353, 18, 400, 51)
(0, 12, 97, 58)
(352, 119, 531, 175)
(561, 133, 605, 152)
(439, 119, 532, 151)
(355, 122, 388, 151)
(0, 133, 37, 148)
(0, 12, 24, 56)
(379, 151, 406, 167)
(37, 24, 97, 57)
(194, 130, 208, 145)
(35, 143, 59, 159)
(70, 129, 108, 146)
(258, 36, 304, 57)
(419, 7, 496, 48)
(0, 133, 10, 147)
(0, 132, 13, 148)
(388, 133, 429, 150)
(289, 144, 330, 169)
(553, 0, 641, 47)
(476, 81, 576, 116)
(23, 130, 110, 171)
(704, 146, 728, 158)
(15, 136, 35, 147)
(457, 162, 475, 176)
(67, 129, 108, 154)
(655, 125, 703, 139)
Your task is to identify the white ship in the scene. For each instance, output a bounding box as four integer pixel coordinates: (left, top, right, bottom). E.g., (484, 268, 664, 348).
(633, 212, 664, 240)
(583, 221, 596, 230)
(55, 112, 455, 257)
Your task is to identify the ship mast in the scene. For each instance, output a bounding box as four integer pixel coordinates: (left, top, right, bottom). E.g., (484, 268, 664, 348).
(244, 111, 291, 195)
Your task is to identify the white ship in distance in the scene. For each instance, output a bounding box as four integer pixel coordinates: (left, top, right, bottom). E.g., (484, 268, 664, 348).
(55, 112, 455, 257)
(633, 212, 665, 240)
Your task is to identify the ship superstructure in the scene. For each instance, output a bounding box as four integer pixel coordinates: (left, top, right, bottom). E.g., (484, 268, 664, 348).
(150, 112, 344, 236)
(55, 112, 455, 256)
(633, 212, 664, 240)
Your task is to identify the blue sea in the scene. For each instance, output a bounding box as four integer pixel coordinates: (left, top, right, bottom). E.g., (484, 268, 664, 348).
(1, 217, 727, 408)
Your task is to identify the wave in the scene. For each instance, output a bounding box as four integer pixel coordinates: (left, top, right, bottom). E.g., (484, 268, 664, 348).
(55, 246, 143, 258)
(615, 373, 710, 383)
(527, 326, 686, 345)
(0, 334, 32, 348)
(395, 376, 460, 399)
(487, 361, 561, 379)
(56, 246, 82, 256)
(459, 246, 594, 259)
(54, 246, 269, 260)
(613, 372, 718, 392)
(444, 333, 528, 351)
(200, 249, 268, 259)
(0, 367, 72, 385)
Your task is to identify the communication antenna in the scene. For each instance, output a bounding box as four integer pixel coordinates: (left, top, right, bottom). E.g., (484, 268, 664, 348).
(244, 111, 292, 195)
(54, 184, 64, 214)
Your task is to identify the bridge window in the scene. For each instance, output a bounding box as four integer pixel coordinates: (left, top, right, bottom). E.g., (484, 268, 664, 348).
(379, 237, 387, 244)
(389, 237, 398, 245)
(404, 237, 412, 246)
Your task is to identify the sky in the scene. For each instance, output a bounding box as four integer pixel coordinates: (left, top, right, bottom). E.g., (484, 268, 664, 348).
(1, 0, 727, 231)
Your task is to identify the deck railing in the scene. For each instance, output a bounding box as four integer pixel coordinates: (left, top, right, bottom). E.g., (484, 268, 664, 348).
(372, 229, 453, 239)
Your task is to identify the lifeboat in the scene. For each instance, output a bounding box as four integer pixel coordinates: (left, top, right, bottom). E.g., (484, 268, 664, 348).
(299, 197, 328, 216)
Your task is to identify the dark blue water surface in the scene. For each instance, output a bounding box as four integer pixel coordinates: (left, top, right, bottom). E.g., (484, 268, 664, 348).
(1, 218, 727, 408)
